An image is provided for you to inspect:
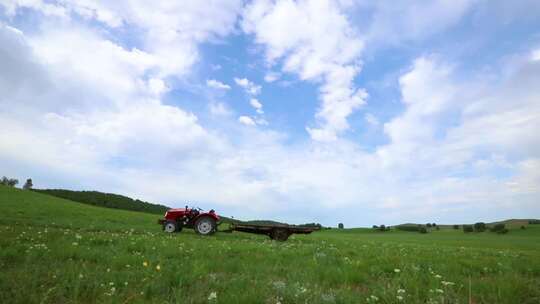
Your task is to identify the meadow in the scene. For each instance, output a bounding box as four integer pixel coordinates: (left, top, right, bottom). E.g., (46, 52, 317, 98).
(1, 185, 539, 303)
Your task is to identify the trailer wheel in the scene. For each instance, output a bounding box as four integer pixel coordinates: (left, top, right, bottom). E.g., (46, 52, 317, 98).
(194, 217, 216, 235)
(271, 228, 290, 241)
(163, 221, 178, 233)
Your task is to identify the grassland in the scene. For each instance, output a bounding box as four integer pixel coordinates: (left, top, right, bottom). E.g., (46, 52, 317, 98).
(1, 185, 539, 303)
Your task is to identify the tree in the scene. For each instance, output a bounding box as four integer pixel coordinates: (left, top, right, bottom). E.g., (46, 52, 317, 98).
(426, 223, 432, 228)
(372, 225, 379, 229)
(23, 178, 33, 190)
(474, 222, 486, 232)
(338, 223, 344, 229)
(490, 223, 505, 232)
(1, 176, 18, 187)
(463, 225, 474, 233)
(432, 223, 437, 227)
(453, 225, 460, 230)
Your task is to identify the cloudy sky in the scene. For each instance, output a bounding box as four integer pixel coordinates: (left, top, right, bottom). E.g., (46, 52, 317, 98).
(1, 1, 539, 227)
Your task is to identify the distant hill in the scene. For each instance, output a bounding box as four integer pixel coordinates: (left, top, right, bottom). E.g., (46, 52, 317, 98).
(396, 219, 540, 229)
(32, 189, 170, 214)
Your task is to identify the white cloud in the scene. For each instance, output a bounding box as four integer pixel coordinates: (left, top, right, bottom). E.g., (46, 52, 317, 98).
(243, 0, 366, 141)
(532, 49, 540, 61)
(206, 79, 231, 90)
(249, 98, 264, 114)
(208, 102, 232, 117)
(234, 77, 261, 95)
(264, 71, 280, 82)
(364, 113, 379, 126)
(238, 115, 256, 126)
(3, 1, 243, 77)
(148, 78, 168, 96)
(362, 1, 475, 46)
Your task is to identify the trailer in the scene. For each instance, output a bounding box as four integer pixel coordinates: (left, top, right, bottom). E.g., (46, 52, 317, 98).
(225, 223, 319, 241)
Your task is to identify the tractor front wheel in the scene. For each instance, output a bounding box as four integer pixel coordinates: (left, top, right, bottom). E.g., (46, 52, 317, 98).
(194, 217, 216, 235)
(163, 221, 179, 233)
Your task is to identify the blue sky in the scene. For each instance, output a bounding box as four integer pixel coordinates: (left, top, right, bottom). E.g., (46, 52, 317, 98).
(1, 1, 539, 227)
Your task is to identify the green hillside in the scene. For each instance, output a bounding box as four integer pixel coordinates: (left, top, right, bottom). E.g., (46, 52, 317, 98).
(1, 185, 540, 303)
(30, 188, 240, 224)
(32, 188, 170, 214)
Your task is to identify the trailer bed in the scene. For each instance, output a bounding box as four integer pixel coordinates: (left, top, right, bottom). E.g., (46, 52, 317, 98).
(227, 223, 318, 241)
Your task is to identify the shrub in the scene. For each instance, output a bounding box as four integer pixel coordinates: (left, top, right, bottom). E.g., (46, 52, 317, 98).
(419, 227, 428, 234)
(474, 222, 486, 232)
(453, 225, 460, 230)
(463, 225, 474, 233)
(490, 223, 505, 232)
(521, 226, 526, 230)
(372, 225, 378, 229)
(497, 228, 509, 234)
(435, 226, 440, 230)
(426, 223, 432, 228)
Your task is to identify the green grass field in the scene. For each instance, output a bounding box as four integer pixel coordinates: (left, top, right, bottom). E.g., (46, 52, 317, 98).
(1, 185, 539, 303)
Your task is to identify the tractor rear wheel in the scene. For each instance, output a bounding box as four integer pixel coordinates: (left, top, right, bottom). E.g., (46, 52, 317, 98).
(194, 217, 216, 235)
(163, 221, 178, 233)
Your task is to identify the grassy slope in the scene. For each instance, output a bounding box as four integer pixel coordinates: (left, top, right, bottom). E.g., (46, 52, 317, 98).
(1, 185, 540, 304)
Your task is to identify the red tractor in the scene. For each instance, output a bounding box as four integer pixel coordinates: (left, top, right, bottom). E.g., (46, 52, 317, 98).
(158, 206, 219, 235)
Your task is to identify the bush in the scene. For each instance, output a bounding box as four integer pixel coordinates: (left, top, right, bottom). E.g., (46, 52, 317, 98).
(419, 227, 428, 234)
(453, 225, 460, 230)
(521, 226, 526, 230)
(497, 228, 509, 234)
(463, 225, 474, 233)
(474, 222, 486, 232)
(375, 225, 390, 232)
(490, 223, 505, 232)
(426, 223, 432, 228)
(435, 226, 440, 230)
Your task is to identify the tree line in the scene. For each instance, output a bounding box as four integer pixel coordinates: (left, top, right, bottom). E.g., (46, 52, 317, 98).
(1, 176, 32, 189)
